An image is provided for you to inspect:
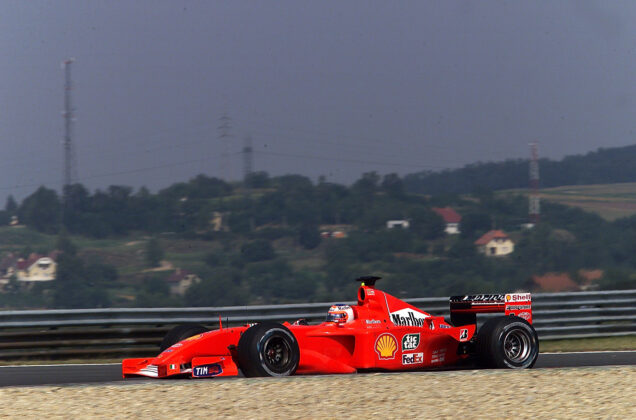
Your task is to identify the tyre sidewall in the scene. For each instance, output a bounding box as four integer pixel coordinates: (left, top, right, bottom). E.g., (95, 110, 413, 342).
(238, 322, 300, 377)
(491, 318, 539, 369)
(256, 327, 299, 376)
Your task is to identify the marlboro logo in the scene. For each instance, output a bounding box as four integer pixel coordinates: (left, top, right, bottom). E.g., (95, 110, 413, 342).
(390, 308, 429, 327)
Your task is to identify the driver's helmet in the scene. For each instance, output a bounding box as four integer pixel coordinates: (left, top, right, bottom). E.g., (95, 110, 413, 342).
(326, 304, 354, 324)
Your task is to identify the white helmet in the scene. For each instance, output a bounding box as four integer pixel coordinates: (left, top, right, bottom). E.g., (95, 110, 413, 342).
(326, 304, 355, 324)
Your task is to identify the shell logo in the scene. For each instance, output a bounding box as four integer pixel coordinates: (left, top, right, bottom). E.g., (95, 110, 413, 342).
(506, 294, 512, 302)
(375, 333, 397, 360)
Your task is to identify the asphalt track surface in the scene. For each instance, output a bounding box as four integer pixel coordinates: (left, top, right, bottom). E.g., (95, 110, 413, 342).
(0, 351, 634, 387)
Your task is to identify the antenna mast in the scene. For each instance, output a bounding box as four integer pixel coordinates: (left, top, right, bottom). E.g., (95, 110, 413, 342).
(62, 58, 77, 188)
(218, 111, 232, 180)
(243, 135, 253, 182)
(529, 142, 540, 224)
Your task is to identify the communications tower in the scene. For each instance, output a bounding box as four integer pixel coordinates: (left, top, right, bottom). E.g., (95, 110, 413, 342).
(529, 143, 540, 224)
(218, 111, 232, 180)
(62, 58, 78, 188)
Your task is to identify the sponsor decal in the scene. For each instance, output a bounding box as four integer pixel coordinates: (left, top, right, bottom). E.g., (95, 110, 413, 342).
(402, 333, 420, 351)
(366, 319, 381, 325)
(452, 294, 505, 303)
(439, 324, 451, 329)
(367, 289, 375, 296)
(172, 343, 183, 348)
(390, 308, 429, 327)
(505, 293, 531, 302)
(459, 329, 469, 341)
(507, 304, 531, 311)
(518, 312, 531, 321)
(375, 333, 398, 360)
(184, 334, 204, 342)
(192, 363, 223, 378)
(402, 352, 424, 365)
(169, 364, 176, 370)
(162, 349, 173, 353)
(431, 348, 446, 363)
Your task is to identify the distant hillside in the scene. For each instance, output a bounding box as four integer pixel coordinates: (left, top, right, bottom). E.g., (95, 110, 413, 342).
(404, 144, 636, 195)
(501, 182, 636, 221)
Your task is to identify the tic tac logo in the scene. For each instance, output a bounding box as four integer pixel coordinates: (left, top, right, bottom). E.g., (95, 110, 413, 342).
(375, 333, 398, 360)
(402, 353, 423, 365)
(402, 333, 420, 351)
(192, 363, 223, 378)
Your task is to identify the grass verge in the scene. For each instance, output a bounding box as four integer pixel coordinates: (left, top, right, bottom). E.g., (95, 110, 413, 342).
(540, 335, 636, 352)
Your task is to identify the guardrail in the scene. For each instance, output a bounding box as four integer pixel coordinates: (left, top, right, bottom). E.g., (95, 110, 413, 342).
(0, 290, 634, 360)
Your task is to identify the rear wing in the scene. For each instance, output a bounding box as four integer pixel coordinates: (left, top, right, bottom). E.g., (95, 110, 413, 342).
(449, 293, 532, 326)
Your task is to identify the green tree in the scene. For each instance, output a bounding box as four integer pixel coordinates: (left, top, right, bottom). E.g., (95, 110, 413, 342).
(241, 240, 275, 262)
(298, 223, 321, 249)
(18, 186, 61, 233)
(381, 173, 405, 198)
(184, 268, 248, 306)
(5, 195, 18, 214)
(245, 171, 270, 189)
(145, 237, 165, 268)
(52, 253, 111, 308)
(460, 212, 492, 240)
(408, 206, 445, 239)
(56, 232, 77, 256)
(0, 211, 9, 226)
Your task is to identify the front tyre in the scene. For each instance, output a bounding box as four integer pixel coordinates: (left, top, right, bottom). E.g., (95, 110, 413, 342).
(237, 322, 300, 377)
(476, 316, 539, 369)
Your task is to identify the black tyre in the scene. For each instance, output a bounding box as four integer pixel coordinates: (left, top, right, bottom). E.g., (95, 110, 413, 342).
(476, 316, 539, 369)
(237, 322, 300, 377)
(160, 323, 208, 352)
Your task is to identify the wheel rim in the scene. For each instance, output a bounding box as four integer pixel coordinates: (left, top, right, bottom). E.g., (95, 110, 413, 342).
(262, 334, 292, 373)
(503, 329, 531, 363)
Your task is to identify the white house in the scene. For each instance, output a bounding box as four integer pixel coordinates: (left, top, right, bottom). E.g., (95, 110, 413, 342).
(475, 230, 514, 257)
(386, 220, 410, 229)
(432, 207, 462, 235)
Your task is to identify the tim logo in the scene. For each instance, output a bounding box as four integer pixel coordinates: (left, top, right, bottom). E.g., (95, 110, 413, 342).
(192, 363, 223, 378)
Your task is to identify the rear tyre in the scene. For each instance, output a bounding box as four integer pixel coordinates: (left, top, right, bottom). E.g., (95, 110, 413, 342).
(160, 323, 208, 352)
(476, 316, 539, 369)
(237, 322, 300, 377)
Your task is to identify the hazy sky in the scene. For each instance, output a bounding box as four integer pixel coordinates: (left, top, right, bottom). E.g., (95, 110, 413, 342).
(2, 1, 636, 203)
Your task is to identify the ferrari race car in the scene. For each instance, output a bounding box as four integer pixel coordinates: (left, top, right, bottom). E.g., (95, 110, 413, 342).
(122, 276, 539, 379)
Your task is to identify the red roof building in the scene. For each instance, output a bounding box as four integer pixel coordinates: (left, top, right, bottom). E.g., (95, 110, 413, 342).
(532, 273, 581, 292)
(474, 230, 514, 257)
(432, 207, 462, 235)
(167, 268, 201, 296)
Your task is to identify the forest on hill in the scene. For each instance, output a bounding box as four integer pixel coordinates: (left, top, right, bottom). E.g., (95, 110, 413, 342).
(404, 144, 636, 195)
(1, 167, 635, 310)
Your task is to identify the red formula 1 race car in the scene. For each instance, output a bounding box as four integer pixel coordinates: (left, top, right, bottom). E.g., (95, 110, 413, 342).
(122, 277, 539, 379)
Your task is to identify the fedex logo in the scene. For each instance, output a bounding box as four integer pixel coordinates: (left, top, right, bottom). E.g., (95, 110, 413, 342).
(402, 353, 423, 365)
